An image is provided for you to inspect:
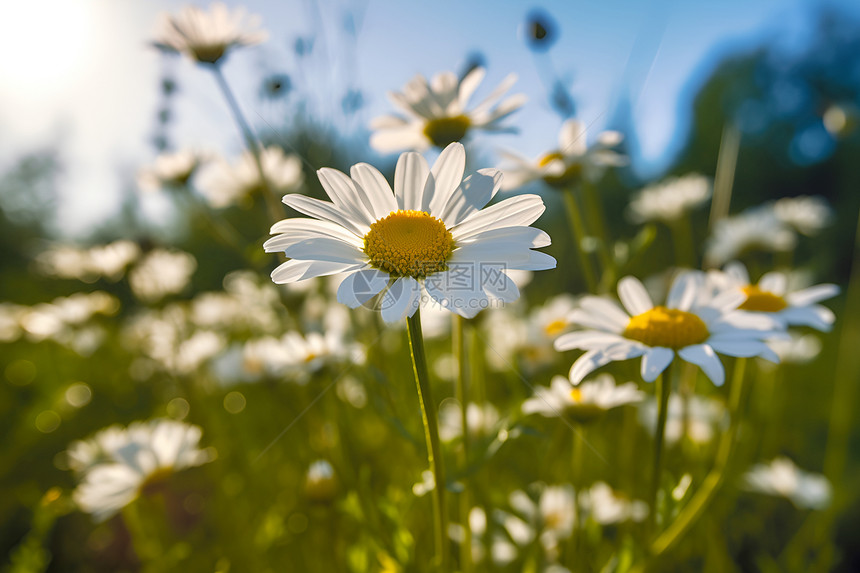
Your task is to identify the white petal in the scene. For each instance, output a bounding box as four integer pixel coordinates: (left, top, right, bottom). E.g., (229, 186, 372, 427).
(449, 242, 532, 266)
(758, 272, 787, 295)
(336, 269, 390, 308)
(678, 344, 725, 386)
(568, 309, 624, 333)
(457, 67, 486, 108)
(569, 343, 645, 385)
(282, 237, 367, 264)
(708, 339, 779, 362)
(317, 167, 374, 224)
(641, 347, 674, 382)
(424, 269, 489, 319)
(271, 259, 362, 284)
(786, 284, 839, 307)
(349, 163, 398, 219)
(394, 152, 430, 211)
(779, 306, 835, 331)
(282, 194, 368, 236)
(440, 169, 502, 227)
(554, 331, 629, 351)
(428, 142, 466, 214)
(514, 251, 557, 271)
(617, 276, 654, 316)
(451, 194, 546, 239)
(559, 119, 587, 156)
(667, 272, 701, 311)
(481, 270, 520, 303)
(370, 125, 427, 153)
(380, 277, 421, 323)
(265, 219, 363, 251)
(457, 226, 551, 248)
(724, 261, 750, 285)
(578, 297, 630, 331)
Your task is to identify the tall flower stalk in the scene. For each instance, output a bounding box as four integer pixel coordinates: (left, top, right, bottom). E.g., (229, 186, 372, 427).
(407, 310, 449, 572)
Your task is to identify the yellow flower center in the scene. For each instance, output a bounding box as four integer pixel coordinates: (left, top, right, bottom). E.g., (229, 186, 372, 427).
(569, 388, 583, 403)
(623, 306, 709, 349)
(304, 352, 319, 364)
(738, 285, 788, 312)
(544, 319, 568, 337)
(538, 152, 583, 188)
(363, 210, 455, 278)
(423, 114, 471, 147)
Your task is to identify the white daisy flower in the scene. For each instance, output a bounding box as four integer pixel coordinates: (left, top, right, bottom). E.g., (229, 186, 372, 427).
(705, 207, 797, 266)
(709, 262, 838, 332)
(70, 419, 214, 522)
(199, 146, 304, 208)
(138, 149, 204, 192)
(578, 482, 648, 525)
(772, 195, 832, 236)
(522, 374, 644, 424)
(638, 394, 725, 445)
(305, 459, 337, 502)
(265, 142, 556, 322)
(128, 249, 197, 303)
(499, 119, 626, 191)
(36, 240, 140, 282)
(153, 2, 268, 65)
(627, 174, 711, 224)
(241, 330, 362, 381)
(743, 457, 831, 510)
(767, 332, 822, 364)
(554, 272, 780, 386)
(438, 401, 501, 442)
(502, 485, 576, 559)
(369, 68, 526, 152)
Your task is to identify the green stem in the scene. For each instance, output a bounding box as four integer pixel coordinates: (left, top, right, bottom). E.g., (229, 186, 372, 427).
(581, 181, 616, 288)
(406, 310, 449, 572)
(707, 124, 741, 237)
(453, 315, 473, 573)
(570, 429, 585, 570)
(670, 214, 696, 269)
(562, 189, 598, 292)
(649, 370, 672, 531)
(649, 358, 747, 559)
(210, 64, 284, 226)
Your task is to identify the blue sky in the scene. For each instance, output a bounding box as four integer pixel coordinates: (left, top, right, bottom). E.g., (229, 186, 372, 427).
(0, 0, 854, 236)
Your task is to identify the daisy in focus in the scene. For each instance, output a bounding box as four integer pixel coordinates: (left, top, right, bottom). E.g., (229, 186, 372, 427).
(554, 272, 780, 386)
(499, 119, 626, 190)
(369, 68, 526, 152)
(153, 2, 268, 65)
(68, 419, 214, 522)
(265, 142, 556, 322)
(627, 173, 711, 224)
(743, 457, 831, 510)
(708, 262, 839, 331)
(522, 374, 643, 424)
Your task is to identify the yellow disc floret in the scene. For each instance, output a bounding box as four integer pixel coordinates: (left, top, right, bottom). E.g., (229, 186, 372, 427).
(739, 285, 788, 312)
(538, 151, 583, 188)
(363, 210, 455, 278)
(423, 115, 471, 148)
(623, 306, 709, 349)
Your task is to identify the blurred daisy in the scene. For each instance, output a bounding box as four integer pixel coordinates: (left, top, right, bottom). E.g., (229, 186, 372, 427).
(265, 142, 555, 322)
(743, 457, 831, 510)
(36, 240, 140, 282)
(129, 249, 197, 303)
(555, 272, 779, 386)
(638, 394, 725, 445)
(499, 119, 626, 190)
(705, 207, 796, 266)
(369, 68, 526, 152)
(70, 419, 214, 522)
(767, 332, 822, 364)
(305, 460, 338, 502)
(502, 485, 576, 560)
(438, 401, 500, 441)
(200, 146, 303, 208)
(242, 330, 363, 382)
(578, 482, 648, 525)
(772, 196, 832, 236)
(138, 149, 204, 191)
(709, 262, 838, 332)
(153, 2, 267, 65)
(627, 174, 711, 224)
(522, 374, 644, 424)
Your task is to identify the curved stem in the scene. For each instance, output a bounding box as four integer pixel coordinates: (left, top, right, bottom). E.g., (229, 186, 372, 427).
(210, 64, 284, 226)
(649, 358, 747, 558)
(562, 188, 598, 292)
(407, 310, 449, 572)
